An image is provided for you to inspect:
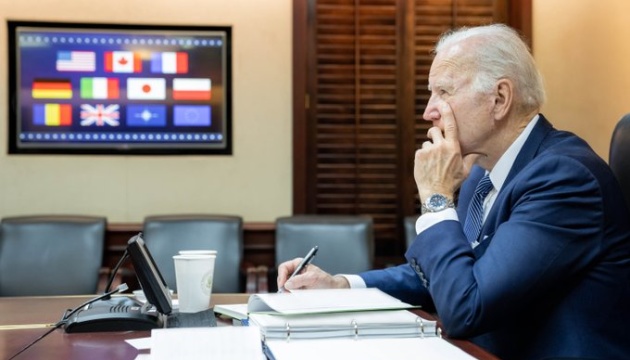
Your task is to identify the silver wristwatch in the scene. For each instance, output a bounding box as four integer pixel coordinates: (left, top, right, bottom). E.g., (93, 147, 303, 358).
(421, 193, 455, 214)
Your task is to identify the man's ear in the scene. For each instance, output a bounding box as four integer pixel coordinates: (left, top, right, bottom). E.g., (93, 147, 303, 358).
(493, 78, 513, 120)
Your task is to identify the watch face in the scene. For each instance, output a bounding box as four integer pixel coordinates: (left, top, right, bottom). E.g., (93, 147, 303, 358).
(428, 194, 447, 210)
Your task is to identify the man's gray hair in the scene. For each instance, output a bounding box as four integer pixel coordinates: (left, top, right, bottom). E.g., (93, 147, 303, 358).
(435, 24, 545, 113)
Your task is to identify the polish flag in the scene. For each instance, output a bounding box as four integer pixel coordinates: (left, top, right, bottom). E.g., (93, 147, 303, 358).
(126, 78, 166, 100)
(104, 51, 142, 73)
(172, 78, 212, 101)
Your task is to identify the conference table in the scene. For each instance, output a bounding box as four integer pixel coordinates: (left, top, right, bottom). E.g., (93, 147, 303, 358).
(0, 294, 498, 359)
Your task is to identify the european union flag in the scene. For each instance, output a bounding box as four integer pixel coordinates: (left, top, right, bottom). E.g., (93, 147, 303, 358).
(173, 105, 211, 127)
(127, 105, 167, 127)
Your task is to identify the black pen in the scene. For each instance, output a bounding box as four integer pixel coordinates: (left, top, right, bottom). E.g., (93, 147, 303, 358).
(279, 245, 318, 293)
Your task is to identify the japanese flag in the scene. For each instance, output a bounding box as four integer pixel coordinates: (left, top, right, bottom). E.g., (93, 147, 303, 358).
(127, 78, 166, 100)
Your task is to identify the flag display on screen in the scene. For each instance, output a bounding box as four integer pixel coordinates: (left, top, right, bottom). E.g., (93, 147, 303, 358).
(33, 104, 72, 126)
(127, 78, 166, 100)
(151, 52, 189, 74)
(56, 51, 96, 72)
(80, 104, 120, 126)
(172, 78, 211, 100)
(127, 105, 167, 127)
(80, 77, 120, 99)
(32, 79, 73, 99)
(173, 105, 211, 126)
(104, 51, 142, 73)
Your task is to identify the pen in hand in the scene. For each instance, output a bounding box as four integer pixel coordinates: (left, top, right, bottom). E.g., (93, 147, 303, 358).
(278, 245, 318, 293)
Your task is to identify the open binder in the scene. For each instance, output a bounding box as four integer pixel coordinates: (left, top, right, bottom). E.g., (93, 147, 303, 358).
(246, 288, 437, 341)
(249, 309, 438, 341)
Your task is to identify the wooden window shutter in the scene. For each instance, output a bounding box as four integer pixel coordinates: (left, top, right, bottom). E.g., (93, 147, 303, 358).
(294, 0, 530, 267)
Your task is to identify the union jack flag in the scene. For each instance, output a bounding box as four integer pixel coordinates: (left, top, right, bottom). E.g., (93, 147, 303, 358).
(80, 104, 120, 126)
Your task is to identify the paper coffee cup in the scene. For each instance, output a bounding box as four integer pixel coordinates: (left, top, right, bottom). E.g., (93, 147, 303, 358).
(173, 254, 216, 313)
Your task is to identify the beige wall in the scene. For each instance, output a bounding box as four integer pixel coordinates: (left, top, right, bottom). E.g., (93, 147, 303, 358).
(0, 0, 292, 222)
(534, 0, 630, 160)
(0, 1, 625, 222)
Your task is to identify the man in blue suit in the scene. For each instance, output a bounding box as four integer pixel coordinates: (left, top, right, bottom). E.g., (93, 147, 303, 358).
(278, 24, 630, 359)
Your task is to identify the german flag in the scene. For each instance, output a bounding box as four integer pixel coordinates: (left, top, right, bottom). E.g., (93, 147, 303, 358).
(32, 79, 73, 99)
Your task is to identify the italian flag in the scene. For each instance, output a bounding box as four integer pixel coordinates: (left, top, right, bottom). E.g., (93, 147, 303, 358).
(80, 77, 120, 99)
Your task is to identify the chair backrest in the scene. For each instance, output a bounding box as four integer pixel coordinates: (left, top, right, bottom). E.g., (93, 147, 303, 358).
(275, 215, 374, 275)
(0, 215, 106, 296)
(142, 214, 243, 293)
(610, 113, 630, 211)
(404, 215, 419, 248)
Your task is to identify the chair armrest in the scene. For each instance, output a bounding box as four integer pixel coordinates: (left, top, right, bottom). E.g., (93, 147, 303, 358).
(255, 265, 269, 293)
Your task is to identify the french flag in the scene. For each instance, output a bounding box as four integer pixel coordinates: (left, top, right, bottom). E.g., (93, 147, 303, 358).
(151, 52, 189, 74)
(172, 78, 211, 101)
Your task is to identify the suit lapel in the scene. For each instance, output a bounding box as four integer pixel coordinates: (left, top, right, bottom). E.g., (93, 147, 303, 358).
(467, 114, 556, 256)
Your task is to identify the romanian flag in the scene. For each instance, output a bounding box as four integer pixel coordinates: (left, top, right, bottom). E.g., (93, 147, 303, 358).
(33, 104, 72, 126)
(151, 52, 188, 74)
(32, 79, 72, 99)
(104, 51, 142, 73)
(172, 78, 211, 101)
(80, 77, 120, 99)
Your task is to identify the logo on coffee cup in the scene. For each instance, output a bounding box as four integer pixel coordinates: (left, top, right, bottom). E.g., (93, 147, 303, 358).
(201, 271, 213, 295)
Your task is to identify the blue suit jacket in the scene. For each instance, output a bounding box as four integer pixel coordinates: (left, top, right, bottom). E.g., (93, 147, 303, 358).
(360, 115, 630, 359)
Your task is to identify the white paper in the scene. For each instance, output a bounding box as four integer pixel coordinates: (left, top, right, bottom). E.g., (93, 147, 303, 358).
(125, 337, 151, 350)
(248, 288, 415, 315)
(150, 326, 266, 360)
(266, 337, 476, 360)
(214, 303, 249, 320)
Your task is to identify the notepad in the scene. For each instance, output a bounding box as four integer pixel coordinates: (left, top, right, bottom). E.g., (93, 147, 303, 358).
(248, 288, 416, 315)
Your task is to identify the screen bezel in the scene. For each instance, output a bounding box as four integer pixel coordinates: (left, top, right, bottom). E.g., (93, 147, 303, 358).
(7, 20, 232, 155)
(127, 233, 173, 315)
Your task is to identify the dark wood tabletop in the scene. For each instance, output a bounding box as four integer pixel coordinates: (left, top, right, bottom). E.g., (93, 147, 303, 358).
(0, 293, 498, 360)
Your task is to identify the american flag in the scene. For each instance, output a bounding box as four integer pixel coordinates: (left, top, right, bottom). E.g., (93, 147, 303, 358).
(80, 104, 120, 126)
(56, 51, 96, 72)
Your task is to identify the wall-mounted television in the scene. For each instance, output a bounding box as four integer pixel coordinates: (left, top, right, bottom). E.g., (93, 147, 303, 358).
(7, 21, 232, 155)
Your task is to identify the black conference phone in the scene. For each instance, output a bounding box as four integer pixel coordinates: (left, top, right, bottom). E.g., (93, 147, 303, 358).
(64, 296, 163, 333)
(64, 233, 172, 333)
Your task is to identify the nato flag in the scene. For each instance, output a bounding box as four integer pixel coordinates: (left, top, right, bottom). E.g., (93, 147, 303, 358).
(127, 105, 167, 127)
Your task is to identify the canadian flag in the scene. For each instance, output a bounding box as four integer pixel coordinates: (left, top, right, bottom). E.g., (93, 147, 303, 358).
(104, 51, 142, 73)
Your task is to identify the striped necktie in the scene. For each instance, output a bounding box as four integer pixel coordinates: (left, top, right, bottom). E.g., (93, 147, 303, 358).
(463, 174, 494, 244)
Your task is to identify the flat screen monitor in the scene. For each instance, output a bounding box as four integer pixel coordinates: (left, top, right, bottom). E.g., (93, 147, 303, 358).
(7, 20, 231, 155)
(127, 233, 173, 315)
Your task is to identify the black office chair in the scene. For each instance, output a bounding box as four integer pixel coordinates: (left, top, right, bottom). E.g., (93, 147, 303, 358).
(142, 214, 243, 293)
(404, 215, 419, 248)
(275, 215, 374, 277)
(0, 215, 106, 296)
(610, 113, 630, 211)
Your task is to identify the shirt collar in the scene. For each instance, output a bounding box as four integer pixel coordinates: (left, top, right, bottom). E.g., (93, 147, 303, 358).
(488, 114, 540, 192)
